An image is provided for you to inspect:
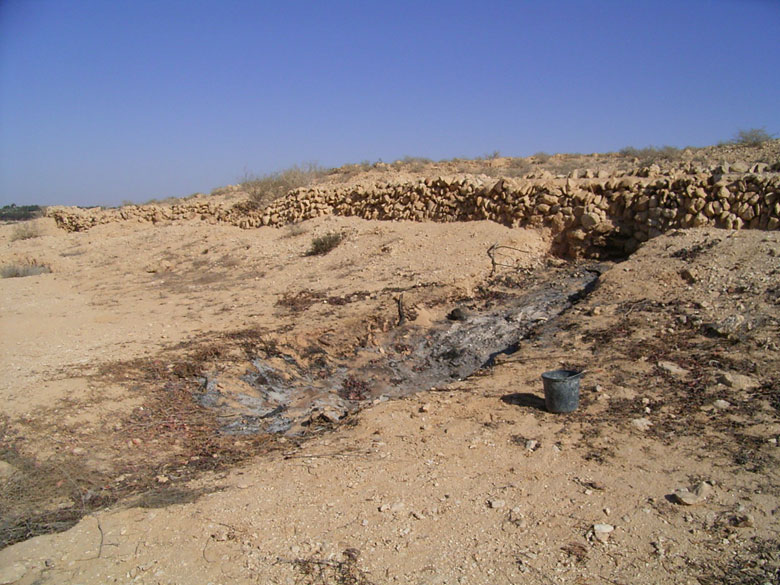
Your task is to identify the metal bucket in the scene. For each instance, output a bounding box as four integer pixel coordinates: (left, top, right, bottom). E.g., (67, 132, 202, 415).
(541, 369, 584, 413)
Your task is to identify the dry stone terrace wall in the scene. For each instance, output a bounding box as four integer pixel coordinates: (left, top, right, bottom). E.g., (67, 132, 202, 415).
(48, 165, 780, 258)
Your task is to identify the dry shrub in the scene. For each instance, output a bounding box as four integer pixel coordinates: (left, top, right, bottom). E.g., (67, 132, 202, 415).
(730, 127, 775, 147)
(393, 156, 433, 173)
(241, 163, 326, 209)
(9, 223, 41, 241)
(290, 549, 376, 585)
(619, 145, 682, 165)
(1, 259, 51, 278)
(305, 232, 345, 256)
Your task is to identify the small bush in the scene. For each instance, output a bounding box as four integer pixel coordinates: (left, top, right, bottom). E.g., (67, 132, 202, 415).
(241, 163, 326, 209)
(731, 127, 775, 146)
(1, 260, 51, 278)
(10, 223, 41, 241)
(619, 145, 681, 164)
(0, 204, 42, 222)
(394, 156, 433, 173)
(305, 232, 344, 256)
(475, 150, 501, 161)
(532, 151, 551, 164)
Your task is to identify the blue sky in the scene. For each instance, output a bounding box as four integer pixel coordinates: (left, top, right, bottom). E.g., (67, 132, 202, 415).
(1, 1, 778, 207)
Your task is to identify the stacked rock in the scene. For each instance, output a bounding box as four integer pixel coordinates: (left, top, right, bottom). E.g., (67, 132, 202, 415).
(47, 164, 780, 258)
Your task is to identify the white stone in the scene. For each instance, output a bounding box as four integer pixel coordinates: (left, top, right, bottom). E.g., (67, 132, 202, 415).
(631, 417, 653, 431)
(657, 361, 688, 376)
(592, 523, 614, 543)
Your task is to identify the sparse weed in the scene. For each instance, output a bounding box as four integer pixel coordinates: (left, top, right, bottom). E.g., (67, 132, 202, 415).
(619, 145, 682, 164)
(305, 232, 345, 256)
(475, 150, 501, 160)
(394, 156, 433, 173)
(9, 223, 41, 241)
(1, 260, 51, 278)
(290, 550, 376, 585)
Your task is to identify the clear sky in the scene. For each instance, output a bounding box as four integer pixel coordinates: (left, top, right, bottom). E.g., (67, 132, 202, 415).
(1, 0, 778, 207)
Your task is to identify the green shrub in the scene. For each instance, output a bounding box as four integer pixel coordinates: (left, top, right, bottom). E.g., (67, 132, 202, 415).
(10, 223, 41, 241)
(305, 232, 344, 256)
(0, 204, 42, 221)
(241, 163, 326, 208)
(1, 260, 51, 278)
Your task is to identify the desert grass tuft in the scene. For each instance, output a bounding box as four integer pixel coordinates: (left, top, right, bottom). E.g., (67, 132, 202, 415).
(1, 260, 51, 278)
(241, 163, 327, 209)
(305, 232, 345, 256)
(9, 223, 41, 242)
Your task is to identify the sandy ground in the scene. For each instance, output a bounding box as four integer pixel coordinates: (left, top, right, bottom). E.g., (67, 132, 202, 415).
(0, 214, 778, 585)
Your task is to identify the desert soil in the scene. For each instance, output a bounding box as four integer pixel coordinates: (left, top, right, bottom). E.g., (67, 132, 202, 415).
(0, 203, 779, 584)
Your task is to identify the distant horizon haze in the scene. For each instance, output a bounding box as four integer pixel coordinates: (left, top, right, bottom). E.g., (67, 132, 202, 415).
(1, 0, 778, 207)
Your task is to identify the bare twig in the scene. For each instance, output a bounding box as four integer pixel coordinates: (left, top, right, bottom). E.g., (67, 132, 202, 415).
(488, 243, 533, 275)
(395, 294, 406, 326)
(96, 518, 104, 558)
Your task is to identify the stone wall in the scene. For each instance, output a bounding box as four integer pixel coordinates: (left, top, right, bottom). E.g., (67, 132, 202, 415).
(48, 165, 780, 257)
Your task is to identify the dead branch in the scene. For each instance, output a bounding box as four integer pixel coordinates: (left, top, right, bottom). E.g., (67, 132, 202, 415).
(395, 293, 406, 326)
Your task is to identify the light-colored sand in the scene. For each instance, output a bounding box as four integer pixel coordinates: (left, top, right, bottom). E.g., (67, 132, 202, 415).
(0, 214, 778, 585)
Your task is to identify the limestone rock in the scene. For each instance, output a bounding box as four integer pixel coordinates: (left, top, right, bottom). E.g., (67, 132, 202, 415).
(580, 212, 600, 230)
(657, 361, 688, 377)
(717, 372, 759, 391)
(592, 523, 614, 543)
(671, 482, 712, 506)
(631, 417, 653, 431)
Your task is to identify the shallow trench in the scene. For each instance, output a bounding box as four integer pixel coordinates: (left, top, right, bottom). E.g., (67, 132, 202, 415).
(196, 263, 606, 436)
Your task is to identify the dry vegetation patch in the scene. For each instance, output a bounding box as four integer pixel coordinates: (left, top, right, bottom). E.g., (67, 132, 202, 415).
(0, 259, 51, 278)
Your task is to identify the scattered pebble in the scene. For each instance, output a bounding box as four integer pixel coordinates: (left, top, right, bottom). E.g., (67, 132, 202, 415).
(631, 417, 653, 431)
(488, 499, 506, 509)
(718, 372, 759, 391)
(592, 523, 614, 543)
(730, 514, 755, 528)
(671, 481, 712, 506)
(657, 361, 688, 377)
(713, 399, 731, 410)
